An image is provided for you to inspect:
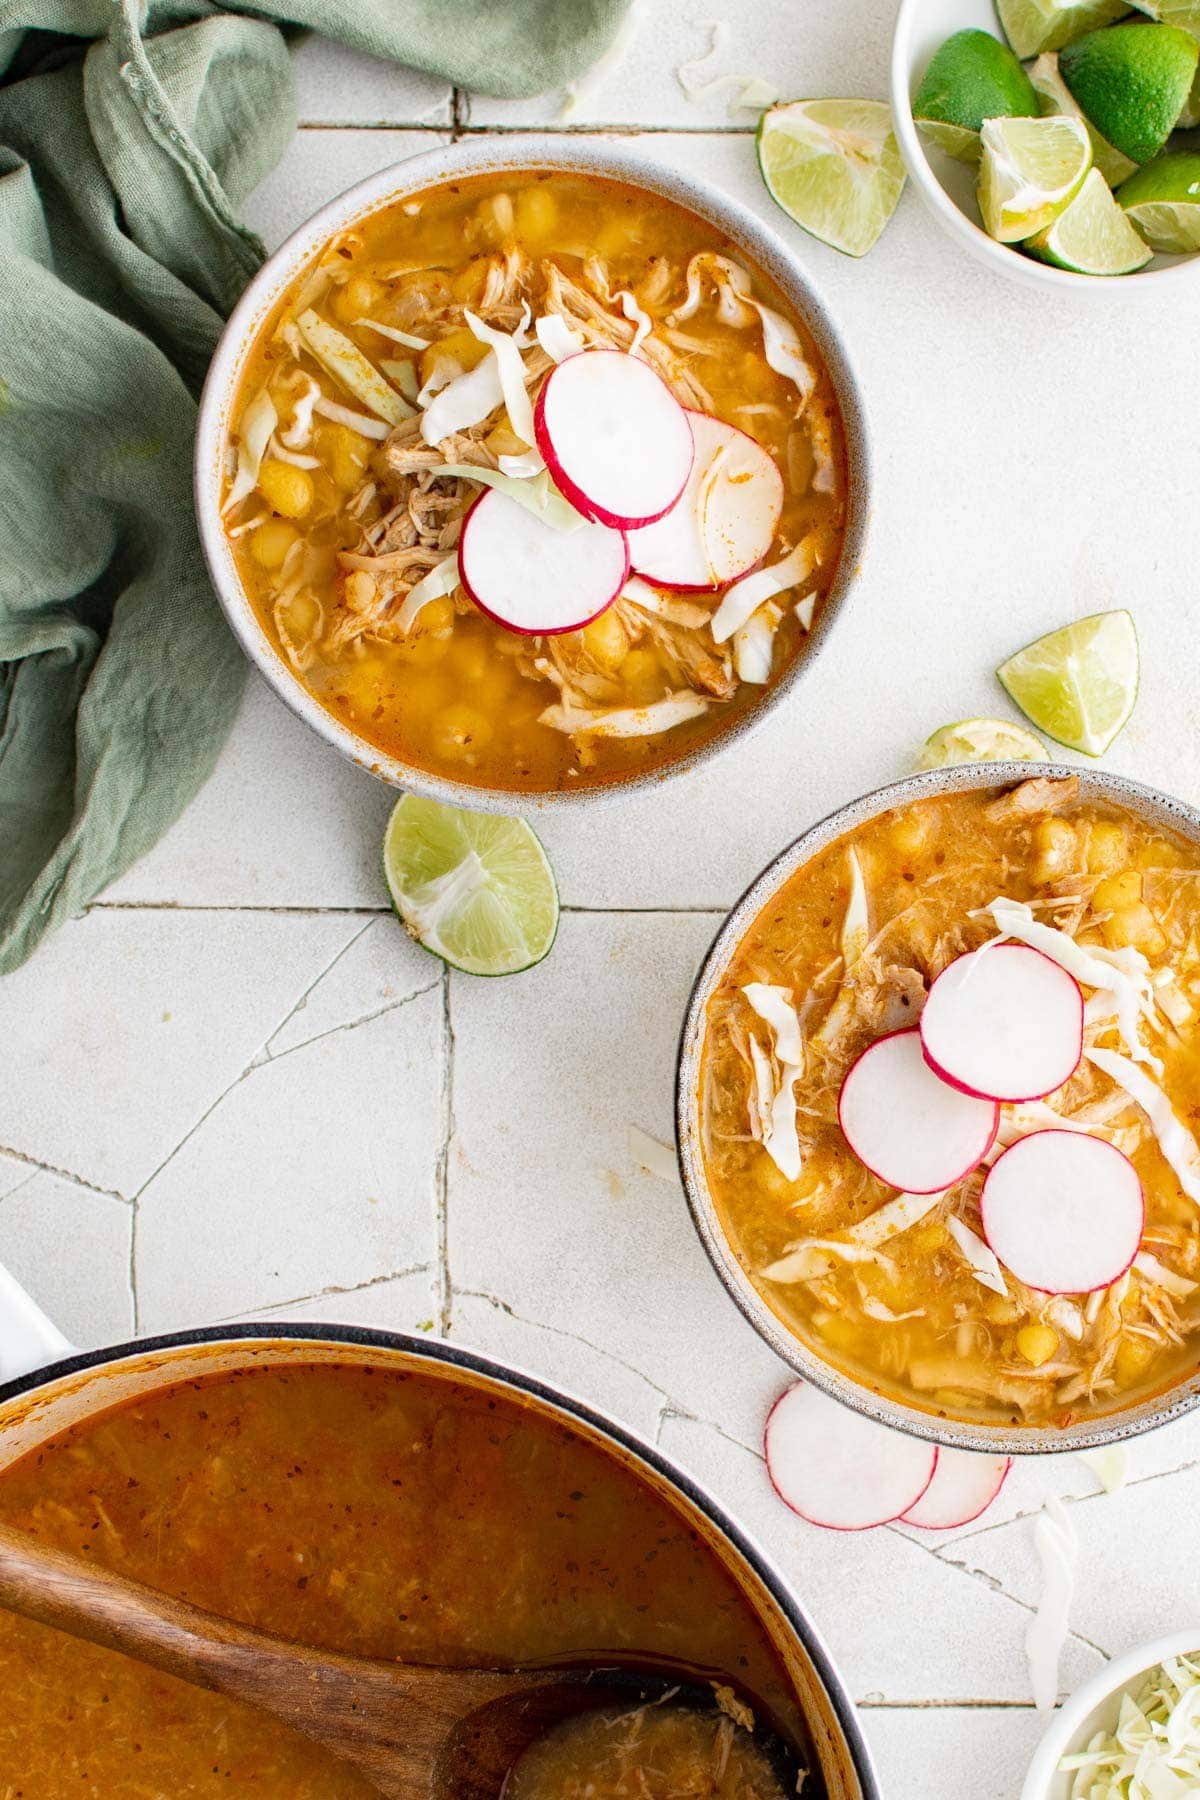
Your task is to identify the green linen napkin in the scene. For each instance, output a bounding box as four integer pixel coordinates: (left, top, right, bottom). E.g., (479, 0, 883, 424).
(0, 0, 629, 973)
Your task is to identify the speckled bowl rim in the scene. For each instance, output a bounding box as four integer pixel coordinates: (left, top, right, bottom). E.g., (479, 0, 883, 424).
(676, 760, 1200, 1457)
(194, 135, 871, 813)
(0, 1322, 880, 1799)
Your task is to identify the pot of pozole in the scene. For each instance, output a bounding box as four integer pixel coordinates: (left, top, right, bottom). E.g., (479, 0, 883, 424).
(677, 763, 1200, 1457)
(196, 137, 869, 807)
(0, 1288, 878, 1798)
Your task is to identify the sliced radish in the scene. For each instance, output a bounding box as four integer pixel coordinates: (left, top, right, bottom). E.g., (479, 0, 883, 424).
(980, 1130, 1144, 1295)
(920, 944, 1083, 1103)
(458, 490, 628, 636)
(838, 1029, 999, 1195)
(533, 349, 693, 529)
(764, 1382, 937, 1532)
(627, 411, 782, 591)
(900, 1449, 1011, 1531)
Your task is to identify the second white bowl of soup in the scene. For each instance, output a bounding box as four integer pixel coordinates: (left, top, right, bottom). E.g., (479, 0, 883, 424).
(677, 763, 1200, 1455)
(196, 138, 869, 808)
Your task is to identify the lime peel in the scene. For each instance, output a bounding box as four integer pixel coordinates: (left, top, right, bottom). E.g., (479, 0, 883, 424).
(916, 719, 1049, 770)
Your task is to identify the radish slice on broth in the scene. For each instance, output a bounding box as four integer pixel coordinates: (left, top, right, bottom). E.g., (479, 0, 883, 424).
(920, 944, 1084, 1102)
(534, 349, 693, 529)
(627, 411, 782, 590)
(899, 1449, 1011, 1531)
(838, 1029, 999, 1194)
(458, 490, 628, 636)
(764, 1383, 938, 1532)
(981, 1130, 1144, 1294)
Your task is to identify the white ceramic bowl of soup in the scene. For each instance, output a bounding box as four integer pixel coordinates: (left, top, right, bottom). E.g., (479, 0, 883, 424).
(891, 0, 1200, 293)
(676, 760, 1200, 1458)
(195, 135, 871, 811)
(1020, 1628, 1200, 1799)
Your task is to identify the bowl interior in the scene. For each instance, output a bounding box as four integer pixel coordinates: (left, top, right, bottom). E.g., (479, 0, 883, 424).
(891, 0, 1199, 288)
(676, 760, 1200, 1456)
(195, 138, 871, 812)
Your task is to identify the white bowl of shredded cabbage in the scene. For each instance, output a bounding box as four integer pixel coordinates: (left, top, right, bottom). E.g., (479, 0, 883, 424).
(1022, 1630, 1200, 1800)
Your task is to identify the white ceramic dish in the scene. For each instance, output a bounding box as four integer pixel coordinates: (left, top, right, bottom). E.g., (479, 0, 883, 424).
(195, 136, 870, 813)
(891, 0, 1200, 292)
(1021, 1628, 1200, 1798)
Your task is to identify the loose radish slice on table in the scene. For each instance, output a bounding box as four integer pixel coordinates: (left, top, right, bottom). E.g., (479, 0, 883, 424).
(765, 1382, 938, 1532)
(534, 349, 693, 529)
(981, 1130, 1144, 1294)
(900, 1449, 1011, 1531)
(458, 490, 628, 636)
(838, 1029, 999, 1194)
(920, 944, 1083, 1103)
(627, 411, 783, 590)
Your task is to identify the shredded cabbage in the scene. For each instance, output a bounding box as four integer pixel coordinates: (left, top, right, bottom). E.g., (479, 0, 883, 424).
(743, 984, 803, 1066)
(379, 358, 419, 401)
(297, 310, 412, 425)
(1134, 1250, 1198, 1299)
(797, 592, 817, 630)
(1086, 1048, 1200, 1205)
(278, 372, 320, 449)
(535, 313, 584, 362)
(539, 690, 710, 739)
(497, 449, 545, 479)
(436, 464, 582, 532)
(841, 847, 870, 970)
(354, 317, 430, 350)
(1059, 1650, 1200, 1795)
(675, 19, 780, 111)
(620, 577, 710, 629)
(809, 406, 836, 494)
(394, 553, 460, 634)
(1028, 1495, 1077, 1713)
(420, 355, 503, 445)
(761, 1238, 897, 1284)
(465, 305, 537, 450)
(766, 1190, 946, 1282)
(669, 253, 816, 403)
(266, 435, 319, 470)
(222, 386, 277, 514)
(732, 602, 781, 684)
(946, 1216, 1008, 1295)
(313, 395, 390, 440)
(627, 1125, 678, 1183)
(710, 537, 818, 643)
(1076, 1444, 1128, 1494)
(616, 289, 652, 354)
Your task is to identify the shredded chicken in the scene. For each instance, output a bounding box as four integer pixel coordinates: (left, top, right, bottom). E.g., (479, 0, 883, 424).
(985, 775, 1081, 823)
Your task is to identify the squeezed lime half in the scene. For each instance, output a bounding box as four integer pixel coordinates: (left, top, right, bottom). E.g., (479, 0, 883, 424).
(917, 719, 1049, 770)
(383, 795, 559, 977)
(996, 610, 1139, 756)
(756, 99, 906, 257)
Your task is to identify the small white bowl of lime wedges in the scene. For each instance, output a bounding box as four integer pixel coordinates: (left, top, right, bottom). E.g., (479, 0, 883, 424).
(891, 0, 1200, 288)
(1021, 1629, 1200, 1799)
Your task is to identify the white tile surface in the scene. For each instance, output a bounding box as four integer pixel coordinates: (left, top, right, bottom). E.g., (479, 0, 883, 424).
(7, 8, 1200, 1797)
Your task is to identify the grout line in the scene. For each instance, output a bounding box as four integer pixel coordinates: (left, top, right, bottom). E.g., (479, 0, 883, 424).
(129, 1199, 140, 1334)
(214, 1263, 435, 1322)
(855, 1699, 1039, 1712)
(435, 968, 456, 1334)
(91, 901, 729, 917)
(293, 118, 756, 138)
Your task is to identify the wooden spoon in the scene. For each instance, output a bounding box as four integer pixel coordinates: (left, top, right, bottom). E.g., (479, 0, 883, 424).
(0, 1519, 806, 1797)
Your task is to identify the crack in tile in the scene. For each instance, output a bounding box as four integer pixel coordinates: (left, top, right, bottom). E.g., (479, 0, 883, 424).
(257, 978, 442, 1068)
(654, 1401, 760, 1461)
(453, 1286, 672, 1407)
(262, 919, 377, 1056)
(0, 1145, 131, 1207)
(217, 1262, 435, 1320)
(934, 1457, 1200, 1554)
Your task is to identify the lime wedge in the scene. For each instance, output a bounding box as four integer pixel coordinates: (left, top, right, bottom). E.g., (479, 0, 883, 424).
(913, 29, 1040, 165)
(1027, 51, 1138, 185)
(1027, 166, 1154, 269)
(1119, 149, 1200, 248)
(756, 99, 906, 257)
(383, 795, 559, 977)
(997, 0, 1133, 58)
(996, 611, 1139, 757)
(1060, 23, 1199, 164)
(916, 719, 1049, 770)
(978, 114, 1093, 240)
